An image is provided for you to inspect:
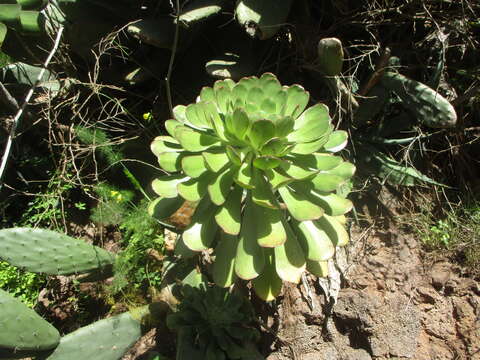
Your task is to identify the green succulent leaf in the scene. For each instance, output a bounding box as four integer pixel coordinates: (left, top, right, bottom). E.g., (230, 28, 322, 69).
(177, 171, 216, 202)
(278, 186, 324, 221)
(175, 127, 220, 152)
(173, 104, 187, 122)
(288, 103, 331, 143)
(309, 173, 346, 192)
(208, 167, 234, 205)
(252, 250, 282, 301)
(235, 196, 265, 280)
(213, 233, 239, 288)
(203, 149, 231, 173)
(183, 197, 218, 251)
(324, 130, 348, 152)
(151, 136, 181, 156)
(157, 151, 183, 172)
(152, 175, 188, 198)
(274, 221, 306, 283)
(182, 154, 208, 178)
(214, 185, 243, 235)
(148, 196, 184, 221)
(283, 84, 309, 119)
(252, 201, 286, 248)
(291, 220, 335, 261)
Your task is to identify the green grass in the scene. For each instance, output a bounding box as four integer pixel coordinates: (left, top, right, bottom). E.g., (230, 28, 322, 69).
(0, 262, 46, 307)
(414, 200, 480, 277)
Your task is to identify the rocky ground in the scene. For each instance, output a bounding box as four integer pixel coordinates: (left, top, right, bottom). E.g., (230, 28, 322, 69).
(265, 222, 480, 360)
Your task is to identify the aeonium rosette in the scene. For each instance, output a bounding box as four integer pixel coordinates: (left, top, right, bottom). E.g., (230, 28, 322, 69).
(149, 73, 355, 300)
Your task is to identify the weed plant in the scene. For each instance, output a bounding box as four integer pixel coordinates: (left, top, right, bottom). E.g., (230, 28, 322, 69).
(0, 262, 45, 307)
(414, 199, 480, 277)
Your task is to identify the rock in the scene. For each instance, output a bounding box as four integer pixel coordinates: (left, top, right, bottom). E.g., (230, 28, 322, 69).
(430, 262, 451, 289)
(335, 290, 420, 358)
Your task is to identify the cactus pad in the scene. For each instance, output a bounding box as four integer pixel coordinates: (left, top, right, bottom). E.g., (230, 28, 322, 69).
(41, 312, 144, 360)
(0, 289, 60, 351)
(0, 228, 115, 275)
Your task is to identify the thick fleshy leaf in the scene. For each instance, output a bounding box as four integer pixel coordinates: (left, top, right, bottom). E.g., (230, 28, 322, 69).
(251, 169, 279, 209)
(181, 154, 207, 178)
(213, 233, 239, 288)
(264, 168, 294, 189)
(0, 4, 21, 23)
(317, 214, 349, 246)
(259, 73, 281, 93)
(225, 108, 249, 140)
(291, 183, 353, 216)
(309, 173, 346, 192)
(253, 156, 281, 170)
(182, 197, 218, 251)
(273, 115, 295, 138)
(290, 129, 332, 154)
(252, 250, 282, 301)
(151, 136, 181, 156)
(175, 127, 220, 152)
(208, 168, 234, 205)
(173, 105, 187, 122)
(214, 185, 242, 235)
(252, 201, 286, 248)
(324, 130, 348, 152)
(185, 102, 211, 128)
(283, 84, 309, 119)
(280, 160, 317, 180)
(152, 175, 188, 198)
(165, 120, 183, 137)
(203, 149, 230, 172)
(226, 145, 242, 166)
(325, 161, 356, 180)
(260, 98, 276, 114)
(260, 138, 288, 157)
(292, 220, 335, 261)
(234, 155, 254, 189)
(157, 151, 183, 172)
(177, 171, 215, 202)
(0, 23, 6, 47)
(230, 84, 248, 107)
(148, 196, 184, 221)
(200, 86, 215, 102)
(206, 103, 228, 141)
(278, 186, 324, 221)
(247, 87, 265, 108)
(248, 119, 275, 149)
(20, 11, 42, 33)
(214, 82, 231, 113)
(307, 260, 328, 277)
(274, 221, 306, 283)
(288, 153, 342, 171)
(287, 104, 331, 143)
(234, 196, 265, 280)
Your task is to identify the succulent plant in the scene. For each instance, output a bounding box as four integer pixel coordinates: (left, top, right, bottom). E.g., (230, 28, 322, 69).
(149, 73, 355, 300)
(167, 285, 262, 360)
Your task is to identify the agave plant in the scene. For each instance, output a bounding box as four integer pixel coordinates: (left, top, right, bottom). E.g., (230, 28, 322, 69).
(149, 73, 355, 300)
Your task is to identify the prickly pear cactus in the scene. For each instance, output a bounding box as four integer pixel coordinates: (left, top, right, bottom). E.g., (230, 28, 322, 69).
(40, 310, 148, 360)
(0, 228, 115, 275)
(0, 289, 60, 352)
(235, 0, 293, 40)
(380, 71, 457, 128)
(150, 73, 355, 300)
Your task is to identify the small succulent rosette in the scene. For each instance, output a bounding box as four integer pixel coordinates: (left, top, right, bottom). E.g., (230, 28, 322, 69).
(149, 73, 355, 300)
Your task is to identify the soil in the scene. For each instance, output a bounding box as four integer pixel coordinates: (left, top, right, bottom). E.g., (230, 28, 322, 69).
(265, 223, 480, 360)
